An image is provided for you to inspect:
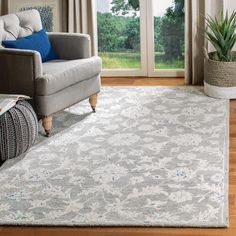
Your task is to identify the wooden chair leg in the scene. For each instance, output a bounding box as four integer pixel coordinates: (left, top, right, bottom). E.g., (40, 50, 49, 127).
(42, 116, 52, 137)
(89, 94, 98, 113)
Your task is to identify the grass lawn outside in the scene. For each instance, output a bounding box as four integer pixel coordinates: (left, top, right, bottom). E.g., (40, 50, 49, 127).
(99, 52, 184, 70)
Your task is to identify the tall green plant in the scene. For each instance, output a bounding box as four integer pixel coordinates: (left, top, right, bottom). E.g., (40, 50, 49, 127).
(205, 11, 236, 62)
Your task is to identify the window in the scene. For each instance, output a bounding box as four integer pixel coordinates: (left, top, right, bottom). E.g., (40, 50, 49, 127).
(96, 0, 185, 77)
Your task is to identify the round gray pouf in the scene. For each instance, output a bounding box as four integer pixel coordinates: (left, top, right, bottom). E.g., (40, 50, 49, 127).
(0, 101, 38, 162)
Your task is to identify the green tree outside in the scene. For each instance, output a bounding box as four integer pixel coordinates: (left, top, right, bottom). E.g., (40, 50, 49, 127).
(97, 0, 185, 69)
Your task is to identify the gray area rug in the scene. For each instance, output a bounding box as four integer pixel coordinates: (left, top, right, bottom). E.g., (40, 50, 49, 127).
(0, 87, 229, 227)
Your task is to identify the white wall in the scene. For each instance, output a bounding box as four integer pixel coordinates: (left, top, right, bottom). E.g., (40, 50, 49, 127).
(206, 0, 236, 16)
(206, 0, 223, 17)
(224, 0, 236, 50)
(206, 0, 236, 52)
(224, 0, 236, 13)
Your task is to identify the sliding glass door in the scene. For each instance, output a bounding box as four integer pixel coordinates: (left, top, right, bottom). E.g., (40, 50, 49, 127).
(96, 0, 185, 77)
(147, 0, 185, 77)
(96, 0, 147, 76)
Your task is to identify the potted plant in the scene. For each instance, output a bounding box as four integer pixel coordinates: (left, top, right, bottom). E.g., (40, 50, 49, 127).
(204, 11, 236, 99)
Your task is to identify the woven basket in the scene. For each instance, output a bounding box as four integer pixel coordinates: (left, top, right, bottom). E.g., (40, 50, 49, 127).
(204, 51, 236, 99)
(0, 101, 38, 163)
(204, 52, 236, 87)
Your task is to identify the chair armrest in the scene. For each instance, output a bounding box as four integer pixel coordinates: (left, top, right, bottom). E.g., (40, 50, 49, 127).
(47, 32, 91, 60)
(0, 48, 43, 98)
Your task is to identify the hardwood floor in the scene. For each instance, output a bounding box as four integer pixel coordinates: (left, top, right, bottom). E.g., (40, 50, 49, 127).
(101, 77, 186, 86)
(1, 77, 235, 236)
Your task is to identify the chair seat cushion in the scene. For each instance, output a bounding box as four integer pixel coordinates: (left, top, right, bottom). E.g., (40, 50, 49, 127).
(36, 56, 102, 96)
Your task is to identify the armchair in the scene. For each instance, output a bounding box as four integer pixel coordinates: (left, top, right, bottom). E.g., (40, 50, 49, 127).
(0, 10, 101, 136)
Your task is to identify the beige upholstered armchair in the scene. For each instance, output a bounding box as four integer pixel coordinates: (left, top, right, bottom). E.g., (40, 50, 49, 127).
(0, 10, 101, 136)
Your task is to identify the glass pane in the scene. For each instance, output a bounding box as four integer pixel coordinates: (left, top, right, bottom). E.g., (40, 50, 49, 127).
(97, 0, 141, 69)
(153, 0, 185, 69)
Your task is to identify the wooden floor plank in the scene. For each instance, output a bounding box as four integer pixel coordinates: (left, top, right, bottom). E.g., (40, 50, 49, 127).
(0, 77, 235, 236)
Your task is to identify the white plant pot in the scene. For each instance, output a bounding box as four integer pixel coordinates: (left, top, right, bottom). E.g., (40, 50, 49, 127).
(204, 81, 236, 99)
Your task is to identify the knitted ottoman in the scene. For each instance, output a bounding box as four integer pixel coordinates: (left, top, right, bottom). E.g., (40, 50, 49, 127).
(0, 101, 38, 162)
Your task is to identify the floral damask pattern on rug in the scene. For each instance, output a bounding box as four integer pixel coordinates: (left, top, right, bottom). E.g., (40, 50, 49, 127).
(0, 87, 229, 227)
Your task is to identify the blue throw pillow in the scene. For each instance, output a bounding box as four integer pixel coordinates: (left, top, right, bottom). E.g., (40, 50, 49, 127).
(2, 29, 58, 62)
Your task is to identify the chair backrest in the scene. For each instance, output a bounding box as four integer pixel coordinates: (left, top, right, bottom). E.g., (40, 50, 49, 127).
(0, 10, 42, 46)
